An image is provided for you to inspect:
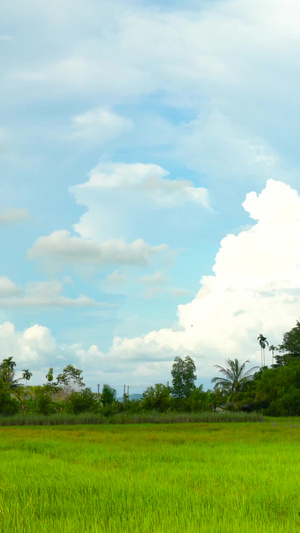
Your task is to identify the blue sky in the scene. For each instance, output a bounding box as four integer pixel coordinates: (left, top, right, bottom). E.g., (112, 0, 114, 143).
(2, 0, 300, 393)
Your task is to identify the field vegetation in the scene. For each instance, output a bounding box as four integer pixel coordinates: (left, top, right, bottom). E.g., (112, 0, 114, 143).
(0, 421, 299, 532)
(2, 321, 300, 420)
(0, 410, 264, 426)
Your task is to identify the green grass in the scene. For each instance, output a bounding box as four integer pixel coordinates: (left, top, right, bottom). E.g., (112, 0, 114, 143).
(0, 421, 299, 532)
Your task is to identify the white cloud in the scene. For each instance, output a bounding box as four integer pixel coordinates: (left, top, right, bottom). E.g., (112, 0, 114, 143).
(92, 179, 300, 378)
(0, 277, 22, 297)
(73, 162, 210, 207)
(0, 320, 173, 389)
(69, 107, 133, 145)
(243, 179, 300, 224)
(3, 1, 300, 391)
(70, 162, 210, 242)
(0, 279, 108, 308)
(7, 0, 299, 187)
(4, 0, 299, 193)
(3, 180, 300, 386)
(28, 230, 170, 268)
(0, 322, 57, 366)
(0, 207, 32, 226)
(14, 53, 154, 103)
(10, 0, 300, 108)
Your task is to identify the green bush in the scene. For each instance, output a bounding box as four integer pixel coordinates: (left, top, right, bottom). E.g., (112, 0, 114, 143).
(65, 388, 99, 414)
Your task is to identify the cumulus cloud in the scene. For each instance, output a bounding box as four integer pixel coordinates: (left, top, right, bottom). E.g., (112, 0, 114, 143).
(0, 320, 173, 388)
(28, 230, 170, 269)
(0, 207, 32, 226)
(0, 321, 57, 366)
(91, 179, 300, 379)
(69, 107, 133, 145)
(3, 1, 300, 391)
(3, 180, 300, 387)
(70, 162, 210, 243)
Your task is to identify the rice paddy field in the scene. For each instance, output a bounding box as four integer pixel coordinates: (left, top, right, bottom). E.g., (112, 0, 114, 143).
(0, 420, 299, 532)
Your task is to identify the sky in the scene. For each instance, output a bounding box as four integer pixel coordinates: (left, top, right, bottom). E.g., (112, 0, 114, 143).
(1, 0, 300, 394)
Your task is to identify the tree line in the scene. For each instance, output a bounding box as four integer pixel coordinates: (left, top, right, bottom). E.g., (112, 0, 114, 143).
(1, 320, 300, 417)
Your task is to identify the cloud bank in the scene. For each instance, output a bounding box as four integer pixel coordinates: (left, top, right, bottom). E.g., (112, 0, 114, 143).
(92, 179, 300, 380)
(4, 179, 300, 389)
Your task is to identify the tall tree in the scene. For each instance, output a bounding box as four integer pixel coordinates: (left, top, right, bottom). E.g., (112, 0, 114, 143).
(56, 364, 85, 390)
(0, 357, 20, 390)
(257, 334, 269, 366)
(212, 358, 259, 400)
(171, 356, 197, 399)
(101, 384, 117, 406)
(22, 369, 32, 387)
(268, 345, 277, 366)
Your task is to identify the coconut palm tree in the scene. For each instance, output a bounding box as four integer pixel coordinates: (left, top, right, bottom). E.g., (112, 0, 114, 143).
(212, 358, 259, 400)
(257, 334, 269, 367)
(22, 369, 32, 387)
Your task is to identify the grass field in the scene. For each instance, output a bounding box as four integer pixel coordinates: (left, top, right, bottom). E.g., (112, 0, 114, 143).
(0, 420, 299, 532)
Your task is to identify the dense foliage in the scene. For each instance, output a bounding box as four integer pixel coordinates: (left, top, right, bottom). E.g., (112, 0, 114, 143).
(1, 321, 300, 417)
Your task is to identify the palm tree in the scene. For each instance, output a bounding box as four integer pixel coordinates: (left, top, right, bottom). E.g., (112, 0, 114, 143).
(212, 358, 259, 400)
(268, 345, 277, 366)
(0, 357, 20, 390)
(257, 334, 269, 367)
(22, 369, 32, 387)
(2, 356, 16, 372)
(0, 357, 16, 384)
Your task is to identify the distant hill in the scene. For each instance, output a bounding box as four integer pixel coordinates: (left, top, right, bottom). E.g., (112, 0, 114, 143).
(117, 393, 143, 401)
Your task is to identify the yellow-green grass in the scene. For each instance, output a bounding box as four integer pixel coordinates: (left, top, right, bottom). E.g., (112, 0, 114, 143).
(0, 421, 299, 532)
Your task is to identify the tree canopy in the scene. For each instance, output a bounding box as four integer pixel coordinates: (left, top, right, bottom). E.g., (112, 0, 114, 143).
(171, 356, 197, 399)
(277, 320, 300, 365)
(56, 364, 85, 390)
